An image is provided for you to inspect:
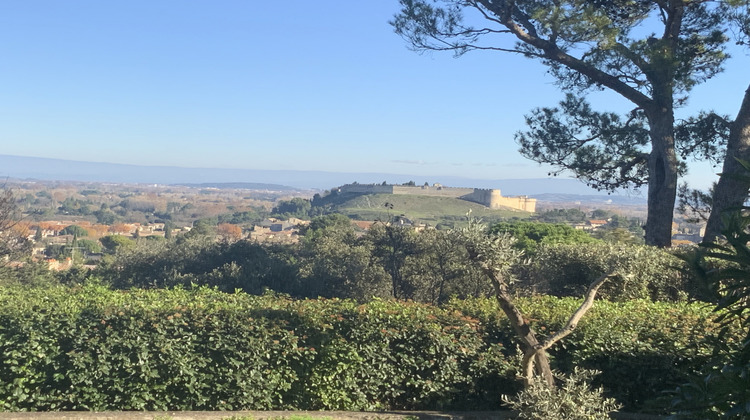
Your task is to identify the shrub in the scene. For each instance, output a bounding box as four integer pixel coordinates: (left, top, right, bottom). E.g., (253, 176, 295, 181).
(99, 235, 136, 254)
(76, 238, 102, 254)
(0, 285, 511, 411)
(523, 242, 691, 301)
(502, 368, 621, 420)
(450, 296, 722, 410)
(490, 221, 597, 256)
(60, 225, 89, 237)
(98, 237, 299, 295)
(0, 286, 730, 412)
(668, 212, 750, 418)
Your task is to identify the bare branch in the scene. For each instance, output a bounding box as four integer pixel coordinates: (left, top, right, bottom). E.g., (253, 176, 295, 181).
(541, 272, 619, 351)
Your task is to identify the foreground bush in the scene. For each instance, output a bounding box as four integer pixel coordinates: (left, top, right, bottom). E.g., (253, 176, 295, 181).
(0, 285, 726, 412)
(0, 284, 511, 411)
(95, 231, 697, 305)
(502, 368, 621, 420)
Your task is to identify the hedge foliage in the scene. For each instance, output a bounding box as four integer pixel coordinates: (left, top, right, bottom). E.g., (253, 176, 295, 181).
(0, 285, 726, 412)
(451, 296, 722, 410)
(522, 242, 692, 301)
(94, 225, 701, 305)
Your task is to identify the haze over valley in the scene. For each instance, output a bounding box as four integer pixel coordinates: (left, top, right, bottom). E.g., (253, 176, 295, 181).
(1, 154, 645, 202)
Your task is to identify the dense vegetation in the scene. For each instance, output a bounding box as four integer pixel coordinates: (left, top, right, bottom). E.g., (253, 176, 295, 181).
(0, 285, 727, 412)
(2, 182, 747, 416)
(89, 218, 690, 305)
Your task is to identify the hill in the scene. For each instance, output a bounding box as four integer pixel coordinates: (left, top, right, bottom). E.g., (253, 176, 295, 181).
(320, 193, 531, 227)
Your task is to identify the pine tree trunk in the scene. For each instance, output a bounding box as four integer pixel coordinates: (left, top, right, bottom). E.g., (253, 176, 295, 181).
(704, 84, 750, 243)
(644, 108, 679, 247)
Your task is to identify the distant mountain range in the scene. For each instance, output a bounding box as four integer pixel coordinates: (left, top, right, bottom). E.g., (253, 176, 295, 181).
(0, 154, 646, 203)
(175, 182, 299, 191)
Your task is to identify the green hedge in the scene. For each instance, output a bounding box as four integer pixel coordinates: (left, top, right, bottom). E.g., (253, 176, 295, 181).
(450, 297, 721, 410)
(0, 285, 725, 412)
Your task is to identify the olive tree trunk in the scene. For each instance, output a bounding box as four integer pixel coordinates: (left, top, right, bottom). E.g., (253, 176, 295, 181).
(460, 224, 617, 388)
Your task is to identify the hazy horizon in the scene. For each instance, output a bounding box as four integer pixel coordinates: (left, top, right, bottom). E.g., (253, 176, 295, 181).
(1, 153, 644, 199)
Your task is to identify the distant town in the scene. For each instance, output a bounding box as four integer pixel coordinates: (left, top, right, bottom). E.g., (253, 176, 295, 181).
(0, 178, 707, 273)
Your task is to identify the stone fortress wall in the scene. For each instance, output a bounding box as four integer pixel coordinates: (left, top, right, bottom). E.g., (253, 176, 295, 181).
(337, 183, 536, 212)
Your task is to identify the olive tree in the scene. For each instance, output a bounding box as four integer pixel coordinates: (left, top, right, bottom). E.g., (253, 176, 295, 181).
(452, 220, 618, 387)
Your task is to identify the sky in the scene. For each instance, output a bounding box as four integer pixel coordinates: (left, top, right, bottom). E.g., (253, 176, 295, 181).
(1, 1, 748, 191)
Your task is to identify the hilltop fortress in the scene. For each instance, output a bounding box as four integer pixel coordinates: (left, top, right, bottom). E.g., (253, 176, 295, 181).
(336, 183, 536, 213)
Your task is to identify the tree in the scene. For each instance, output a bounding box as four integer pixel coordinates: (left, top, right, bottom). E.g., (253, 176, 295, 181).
(185, 219, 216, 238)
(703, 85, 750, 243)
(76, 238, 102, 254)
(590, 209, 611, 220)
(527, 241, 687, 300)
(368, 223, 422, 300)
(272, 198, 312, 219)
(166, 201, 182, 214)
(407, 227, 489, 303)
(218, 210, 263, 225)
(87, 224, 111, 238)
(58, 197, 92, 216)
(0, 188, 30, 265)
(697, 2, 749, 243)
(392, 0, 729, 246)
(517, 94, 652, 192)
(300, 214, 353, 240)
(164, 222, 173, 240)
(533, 208, 586, 224)
(662, 3, 750, 244)
(0, 189, 18, 241)
(593, 226, 643, 244)
(60, 225, 89, 237)
(299, 220, 391, 299)
(44, 244, 66, 259)
(93, 208, 116, 225)
(490, 221, 597, 255)
(452, 220, 618, 388)
(99, 235, 136, 254)
(217, 223, 243, 242)
(503, 368, 621, 420)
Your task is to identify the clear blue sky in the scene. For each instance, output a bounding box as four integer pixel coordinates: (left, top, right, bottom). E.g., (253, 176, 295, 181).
(1, 1, 747, 190)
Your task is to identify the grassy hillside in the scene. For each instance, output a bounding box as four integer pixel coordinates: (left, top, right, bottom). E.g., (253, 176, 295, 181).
(330, 193, 531, 227)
